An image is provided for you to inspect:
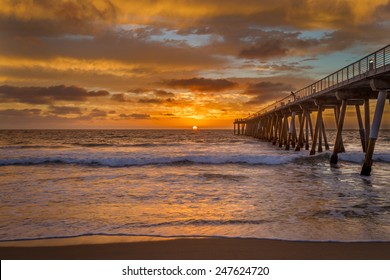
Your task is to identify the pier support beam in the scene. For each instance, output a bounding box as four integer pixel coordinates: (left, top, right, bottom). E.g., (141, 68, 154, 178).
(269, 114, 276, 142)
(317, 107, 323, 153)
(287, 112, 296, 150)
(333, 104, 345, 153)
(279, 115, 287, 148)
(273, 115, 280, 145)
(330, 100, 347, 164)
(284, 114, 290, 149)
(310, 106, 323, 155)
(322, 120, 329, 150)
(355, 104, 366, 152)
(305, 110, 311, 150)
(364, 98, 370, 151)
(291, 112, 297, 148)
(361, 90, 388, 176)
(295, 112, 305, 151)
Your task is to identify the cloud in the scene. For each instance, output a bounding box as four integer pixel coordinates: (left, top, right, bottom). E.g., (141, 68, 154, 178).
(127, 88, 175, 97)
(110, 88, 176, 104)
(0, 109, 42, 117)
(0, 107, 110, 129)
(243, 81, 294, 105)
(1, 1, 388, 65)
(88, 108, 107, 117)
(128, 88, 149, 94)
(154, 90, 175, 97)
(111, 93, 127, 102)
(88, 90, 110, 97)
(0, 85, 109, 105)
(138, 98, 164, 104)
(0, 19, 223, 69)
(0, 0, 117, 24)
(119, 113, 150, 119)
(164, 77, 238, 92)
(238, 30, 322, 60)
(49, 106, 83, 115)
(0, 0, 389, 129)
(244, 81, 293, 95)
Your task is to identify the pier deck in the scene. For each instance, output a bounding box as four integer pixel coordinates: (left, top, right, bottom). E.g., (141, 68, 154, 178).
(234, 44, 390, 175)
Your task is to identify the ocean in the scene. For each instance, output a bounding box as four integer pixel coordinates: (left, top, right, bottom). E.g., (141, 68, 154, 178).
(0, 129, 390, 242)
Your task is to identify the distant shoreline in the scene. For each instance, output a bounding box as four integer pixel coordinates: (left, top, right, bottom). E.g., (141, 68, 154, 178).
(1, 236, 390, 260)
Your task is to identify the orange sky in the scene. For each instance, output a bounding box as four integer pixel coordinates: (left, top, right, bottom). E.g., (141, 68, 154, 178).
(0, 0, 389, 129)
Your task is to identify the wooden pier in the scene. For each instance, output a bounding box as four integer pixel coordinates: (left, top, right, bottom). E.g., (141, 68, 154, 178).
(234, 44, 390, 175)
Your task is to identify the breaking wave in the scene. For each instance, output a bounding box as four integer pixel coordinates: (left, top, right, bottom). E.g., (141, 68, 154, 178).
(1, 151, 389, 167)
(0, 154, 302, 167)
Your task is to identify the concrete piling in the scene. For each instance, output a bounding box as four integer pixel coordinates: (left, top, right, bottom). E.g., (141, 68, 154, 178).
(330, 100, 347, 165)
(361, 90, 388, 176)
(364, 98, 370, 152)
(355, 104, 366, 152)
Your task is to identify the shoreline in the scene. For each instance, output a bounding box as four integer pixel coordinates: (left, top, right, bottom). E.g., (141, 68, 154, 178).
(1, 236, 390, 260)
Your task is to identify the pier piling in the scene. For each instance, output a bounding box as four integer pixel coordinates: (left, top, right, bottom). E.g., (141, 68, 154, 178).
(330, 100, 347, 164)
(361, 89, 389, 176)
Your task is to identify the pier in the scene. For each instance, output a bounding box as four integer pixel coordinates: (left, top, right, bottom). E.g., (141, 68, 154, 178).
(234, 44, 390, 175)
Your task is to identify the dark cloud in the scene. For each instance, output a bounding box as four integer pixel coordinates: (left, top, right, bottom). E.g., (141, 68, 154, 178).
(0, 22, 223, 68)
(138, 98, 163, 104)
(244, 81, 293, 95)
(54, 0, 117, 22)
(239, 30, 321, 59)
(0, 109, 42, 117)
(49, 106, 83, 115)
(0, 108, 58, 128)
(119, 113, 150, 119)
(0, 85, 109, 105)
(164, 78, 238, 92)
(0, 0, 116, 34)
(88, 108, 107, 117)
(374, 0, 390, 20)
(128, 88, 148, 94)
(88, 90, 110, 97)
(154, 90, 175, 97)
(111, 93, 127, 102)
(271, 63, 314, 72)
(243, 81, 293, 105)
(0, 107, 108, 128)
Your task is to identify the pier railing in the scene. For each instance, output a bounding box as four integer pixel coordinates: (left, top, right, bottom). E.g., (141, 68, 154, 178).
(241, 44, 390, 121)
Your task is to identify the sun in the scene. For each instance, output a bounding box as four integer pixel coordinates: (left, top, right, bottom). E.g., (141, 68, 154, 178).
(192, 125, 198, 130)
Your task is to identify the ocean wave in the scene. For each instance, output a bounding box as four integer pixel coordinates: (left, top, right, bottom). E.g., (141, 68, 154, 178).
(314, 204, 390, 219)
(0, 154, 301, 167)
(69, 142, 180, 148)
(131, 219, 272, 228)
(1, 151, 388, 167)
(338, 152, 390, 163)
(2, 232, 390, 243)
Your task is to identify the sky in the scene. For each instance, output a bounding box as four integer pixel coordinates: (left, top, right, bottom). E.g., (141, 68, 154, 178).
(0, 0, 389, 129)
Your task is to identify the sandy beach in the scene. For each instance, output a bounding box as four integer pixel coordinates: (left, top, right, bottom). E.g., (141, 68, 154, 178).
(1, 237, 390, 260)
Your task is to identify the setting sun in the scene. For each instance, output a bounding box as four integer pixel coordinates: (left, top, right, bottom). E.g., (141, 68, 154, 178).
(192, 126, 198, 130)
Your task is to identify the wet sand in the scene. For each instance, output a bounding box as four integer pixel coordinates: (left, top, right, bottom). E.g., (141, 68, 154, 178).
(1, 237, 390, 259)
